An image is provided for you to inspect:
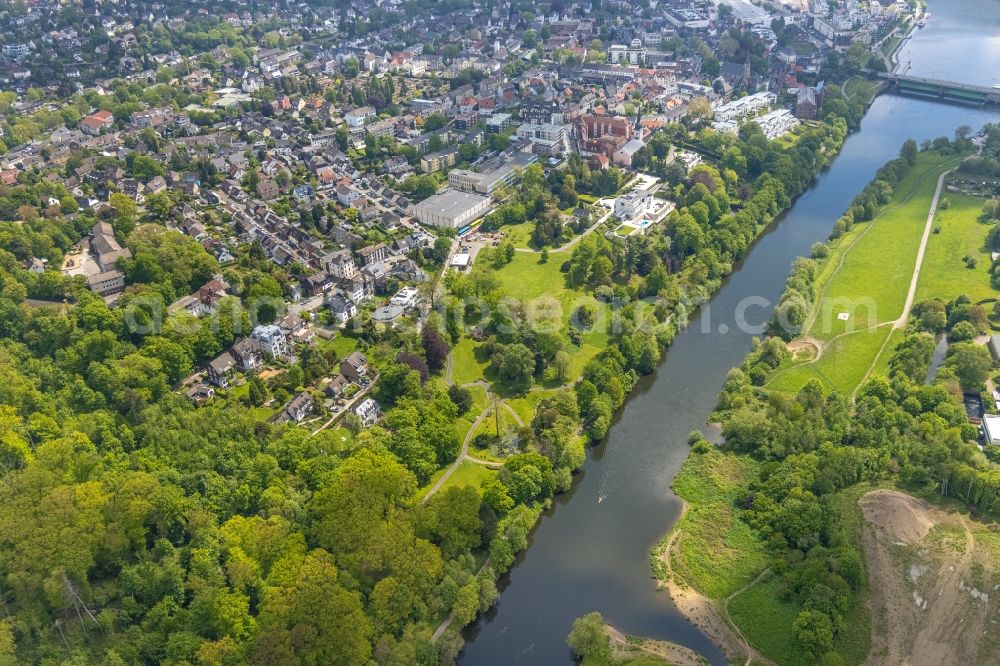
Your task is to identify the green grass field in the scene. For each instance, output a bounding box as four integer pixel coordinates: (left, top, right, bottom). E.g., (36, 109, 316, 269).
(669, 450, 767, 599)
(440, 460, 496, 493)
(769, 152, 960, 395)
(454, 384, 489, 442)
(450, 338, 489, 386)
(316, 331, 359, 359)
(500, 222, 535, 249)
(729, 576, 807, 665)
(768, 325, 895, 394)
(843, 77, 881, 104)
(915, 192, 993, 302)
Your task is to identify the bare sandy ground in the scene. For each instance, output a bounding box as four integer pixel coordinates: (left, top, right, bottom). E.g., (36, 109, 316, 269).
(861, 489, 1000, 666)
(606, 624, 703, 666)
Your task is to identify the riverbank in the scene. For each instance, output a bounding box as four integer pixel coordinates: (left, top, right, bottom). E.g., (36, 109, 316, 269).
(658, 131, 997, 664)
(605, 624, 705, 666)
(651, 447, 770, 665)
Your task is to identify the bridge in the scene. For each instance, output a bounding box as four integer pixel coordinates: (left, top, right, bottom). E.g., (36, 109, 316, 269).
(878, 73, 1000, 107)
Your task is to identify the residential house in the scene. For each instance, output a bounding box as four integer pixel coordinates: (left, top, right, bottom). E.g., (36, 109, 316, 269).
(81, 110, 114, 136)
(207, 351, 238, 387)
(279, 390, 314, 423)
(328, 294, 357, 324)
(357, 243, 389, 266)
(251, 324, 290, 358)
(340, 351, 369, 382)
(354, 397, 381, 426)
(322, 374, 350, 399)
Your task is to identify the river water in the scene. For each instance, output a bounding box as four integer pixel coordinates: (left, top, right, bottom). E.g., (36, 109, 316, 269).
(459, 1, 1000, 662)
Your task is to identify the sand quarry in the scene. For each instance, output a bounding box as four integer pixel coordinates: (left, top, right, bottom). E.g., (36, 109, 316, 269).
(861, 490, 1000, 666)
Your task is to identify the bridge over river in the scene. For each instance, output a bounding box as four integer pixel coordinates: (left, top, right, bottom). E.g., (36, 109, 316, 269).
(879, 73, 1000, 106)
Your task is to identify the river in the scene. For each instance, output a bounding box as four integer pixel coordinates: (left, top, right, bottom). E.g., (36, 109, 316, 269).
(459, 1, 1000, 663)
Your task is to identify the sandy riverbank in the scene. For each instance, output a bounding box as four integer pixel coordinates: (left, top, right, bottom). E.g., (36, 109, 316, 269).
(652, 502, 772, 666)
(605, 624, 704, 666)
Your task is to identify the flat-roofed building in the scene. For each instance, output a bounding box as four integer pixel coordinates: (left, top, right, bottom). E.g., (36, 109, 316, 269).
(414, 190, 491, 229)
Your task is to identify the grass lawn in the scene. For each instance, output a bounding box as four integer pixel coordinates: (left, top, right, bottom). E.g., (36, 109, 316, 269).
(316, 331, 359, 359)
(669, 449, 767, 599)
(729, 576, 808, 665)
(915, 193, 993, 302)
(505, 391, 551, 427)
(440, 461, 496, 495)
(809, 153, 955, 341)
(413, 459, 498, 502)
(454, 384, 489, 443)
(790, 41, 817, 55)
(490, 252, 608, 338)
(768, 326, 894, 395)
(450, 338, 489, 386)
(501, 222, 535, 249)
(769, 152, 961, 396)
(323, 427, 355, 448)
(472, 404, 518, 440)
(843, 77, 881, 104)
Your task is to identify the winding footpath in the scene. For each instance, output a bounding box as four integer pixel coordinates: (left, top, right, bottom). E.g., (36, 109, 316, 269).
(514, 208, 612, 254)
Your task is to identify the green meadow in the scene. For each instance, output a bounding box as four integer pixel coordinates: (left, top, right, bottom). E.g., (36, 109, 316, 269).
(769, 152, 961, 395)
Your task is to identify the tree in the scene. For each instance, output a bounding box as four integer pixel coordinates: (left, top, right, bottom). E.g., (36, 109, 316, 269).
(793, 610, 834, 658)
(944, 342, 992, 391)
(488, 133, 510, 152)
(374, 363, 422, 405)
(419, 486, 482, 558)
(396, 351, 430, 383)
(252, 549, 372, 665)
(900, 138, 918, 166)
(553, 350, 572, 382)
(491, 343, 536, 387)
(248, 375, 269, 406)
(567, 612, 611, 661)
(422, 327, 450, 372)
(448, 385, 473, 414)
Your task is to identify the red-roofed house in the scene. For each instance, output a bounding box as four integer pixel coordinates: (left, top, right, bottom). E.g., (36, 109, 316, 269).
(81, 110, 114, 136)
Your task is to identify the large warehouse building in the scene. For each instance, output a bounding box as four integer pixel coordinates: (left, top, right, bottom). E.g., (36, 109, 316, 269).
(413, 190, 491, 229)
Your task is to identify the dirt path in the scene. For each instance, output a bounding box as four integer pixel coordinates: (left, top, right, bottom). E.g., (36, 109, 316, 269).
(894, 168, 952, 331)
(501, 401, 524, 427)
(767, 160, 960, 396)
(431, 557, 493, 641)
(800, 160, 950, 336)
(850, 167, 954, 398)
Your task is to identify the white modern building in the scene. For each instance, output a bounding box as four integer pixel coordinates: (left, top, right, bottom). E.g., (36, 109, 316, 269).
(251, 324, 290, 358)
(614, 190, 653, 221)
(713, 92, 776, 122)
(754, 109, 800, 140)
(390, 286, 420, 309)
(608, 40, 646, 65)
(355, 397, 381, 426)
